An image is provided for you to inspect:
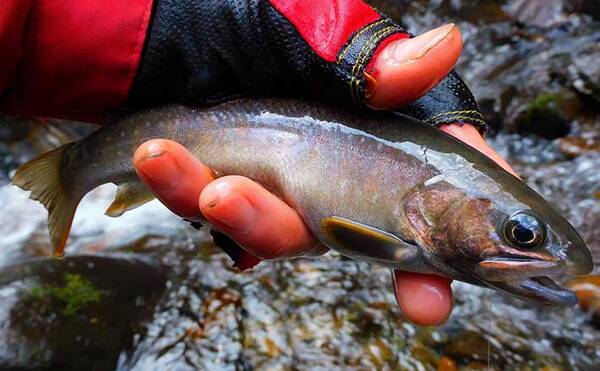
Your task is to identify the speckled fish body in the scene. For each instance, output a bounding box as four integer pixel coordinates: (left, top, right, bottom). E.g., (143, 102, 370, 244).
(13, 98, 593, 305)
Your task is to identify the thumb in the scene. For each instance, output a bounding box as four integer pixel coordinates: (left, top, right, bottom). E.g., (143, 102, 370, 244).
(366, 24, 462, 109)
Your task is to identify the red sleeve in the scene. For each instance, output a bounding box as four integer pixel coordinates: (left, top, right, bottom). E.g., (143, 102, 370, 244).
(268, 0, 382, 62)
(268, 0, 408, 62)
(0, 0, 153, 123)
(267, 0, 408, 96)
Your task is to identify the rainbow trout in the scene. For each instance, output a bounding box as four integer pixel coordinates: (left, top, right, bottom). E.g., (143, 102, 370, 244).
(13, 99, 593, 306)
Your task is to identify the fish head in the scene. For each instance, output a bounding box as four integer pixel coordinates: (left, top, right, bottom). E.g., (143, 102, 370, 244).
(403, 180, 593, 306)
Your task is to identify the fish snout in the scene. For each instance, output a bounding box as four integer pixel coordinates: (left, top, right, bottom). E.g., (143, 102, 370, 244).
(564, 240, 594, 276)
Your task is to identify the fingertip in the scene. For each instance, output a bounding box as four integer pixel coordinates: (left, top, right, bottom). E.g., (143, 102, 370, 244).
(367, 24, 463, 109)
(133, 139, 170, 167)
(392, 271, 453, 326)
(199, 177, 258, 235)
(439, 124, 519, 177)
(199, 176, 315, 260)
(133, 139, 215, 218)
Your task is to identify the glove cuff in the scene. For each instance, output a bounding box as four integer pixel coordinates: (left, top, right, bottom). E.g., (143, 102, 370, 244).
(399, 71, 487, 134)
(336, 17, 409, 105)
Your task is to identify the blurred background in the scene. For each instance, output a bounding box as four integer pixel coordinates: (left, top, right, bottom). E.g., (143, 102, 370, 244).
(0, 0, 598, 369)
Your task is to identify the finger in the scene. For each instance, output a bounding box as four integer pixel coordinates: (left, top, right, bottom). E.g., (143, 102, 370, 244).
(366, 24, 462, 109)
(133, 139, 215, 219)
(199, 175, 319, 260)
(439, 124, 519, 177)
(133, 140, 263, 269)
(392, 271, 453, 326)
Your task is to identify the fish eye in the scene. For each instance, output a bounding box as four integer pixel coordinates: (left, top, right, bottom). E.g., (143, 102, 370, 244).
(504, 211, 546, 249)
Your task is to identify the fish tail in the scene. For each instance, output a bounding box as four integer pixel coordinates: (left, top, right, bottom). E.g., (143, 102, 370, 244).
(12, 143, 80, 258)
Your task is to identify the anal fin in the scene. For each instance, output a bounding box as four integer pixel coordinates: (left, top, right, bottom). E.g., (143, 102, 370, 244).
(105, 181, 155, 217)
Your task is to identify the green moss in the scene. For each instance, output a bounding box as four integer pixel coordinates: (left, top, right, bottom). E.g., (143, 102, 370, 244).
(516, 92, 572, 138)
(525, 93, 560, 117)
(30, 273, 107, 316)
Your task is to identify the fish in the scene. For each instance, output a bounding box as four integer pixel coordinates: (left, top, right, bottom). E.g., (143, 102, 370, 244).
(12, 98, 593, 306)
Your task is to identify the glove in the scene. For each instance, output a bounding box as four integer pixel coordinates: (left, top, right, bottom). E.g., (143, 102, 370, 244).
(127, 0, 486, 131)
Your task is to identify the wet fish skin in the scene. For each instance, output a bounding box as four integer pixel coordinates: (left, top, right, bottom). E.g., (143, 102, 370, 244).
(13, 98, 593, 306)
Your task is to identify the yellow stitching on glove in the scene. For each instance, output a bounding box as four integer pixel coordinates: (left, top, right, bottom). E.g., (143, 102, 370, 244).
(337, 19, 387, 62)
(427, 115, 486, 125)
(350, 26, 396, 103)
(425, 110, 484, 122)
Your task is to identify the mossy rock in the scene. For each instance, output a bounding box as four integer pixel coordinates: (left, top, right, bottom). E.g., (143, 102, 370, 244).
(0, 255, 166, 370)
(515, 93, 571, 139)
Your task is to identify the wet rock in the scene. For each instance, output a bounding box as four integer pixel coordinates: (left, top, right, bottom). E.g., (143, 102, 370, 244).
(367, 1, 600, 138)
(567, 0, 600, 20)
(569, 275, 600, 328)
(513, 93, 571, 139)
(458, 11, 600, 135)
(505, 0, 567, 28)
(514, 154, 600, 270)
(443, 330, 490, 363)
(0, 116, 93, 183)
(557, 132, 600, 159)
(438, 355, 458, 371)
(0, 255, 166, 370)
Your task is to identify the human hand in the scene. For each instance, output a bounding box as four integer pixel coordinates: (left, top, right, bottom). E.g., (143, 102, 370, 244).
(133, 24, 515, 327)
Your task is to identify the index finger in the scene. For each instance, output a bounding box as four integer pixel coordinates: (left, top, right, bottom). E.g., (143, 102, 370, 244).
(133, 139, 215, 219)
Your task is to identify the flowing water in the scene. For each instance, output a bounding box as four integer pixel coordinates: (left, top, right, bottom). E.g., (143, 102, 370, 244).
(0, 1, 599, 370)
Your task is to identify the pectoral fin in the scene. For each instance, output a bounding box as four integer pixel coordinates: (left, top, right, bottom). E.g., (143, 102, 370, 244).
(105, 181, 155, 217)
(321, 216, 421, 268)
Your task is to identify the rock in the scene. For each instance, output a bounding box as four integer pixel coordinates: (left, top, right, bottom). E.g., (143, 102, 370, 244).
(514, 93, 571, 139)
(567, 0, 600, 20)
(438, 356, 458, 371)
(515, 154, 600, 271)
(443, 330, 490, 362)
(505, 0, 567, 27)
(569, 275, 600, 328)
(569, 275, 600, 311)
(0, 255, 165, 370)
(557, 133, 600, 159)
(458, 9, 600, 135)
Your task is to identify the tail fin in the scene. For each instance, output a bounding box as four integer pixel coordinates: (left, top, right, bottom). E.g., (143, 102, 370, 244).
(12, 144, 80, 258)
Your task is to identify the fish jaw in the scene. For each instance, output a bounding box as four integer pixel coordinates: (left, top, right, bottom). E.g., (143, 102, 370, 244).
(486, 275, 579, 306)
(473, 226, 592, 306)
(474, 255, 582, 306)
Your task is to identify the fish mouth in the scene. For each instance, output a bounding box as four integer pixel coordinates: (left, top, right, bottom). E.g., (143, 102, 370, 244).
(475, 257, 578, 306)
(488, 275, 578, 306)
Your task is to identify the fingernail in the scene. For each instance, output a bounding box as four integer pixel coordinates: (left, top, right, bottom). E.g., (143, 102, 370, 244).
(145, 142, 166, 158)
(205, 182, 258, 234)
(139, 148, 182, 190)
(392, 23, 455, 62)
